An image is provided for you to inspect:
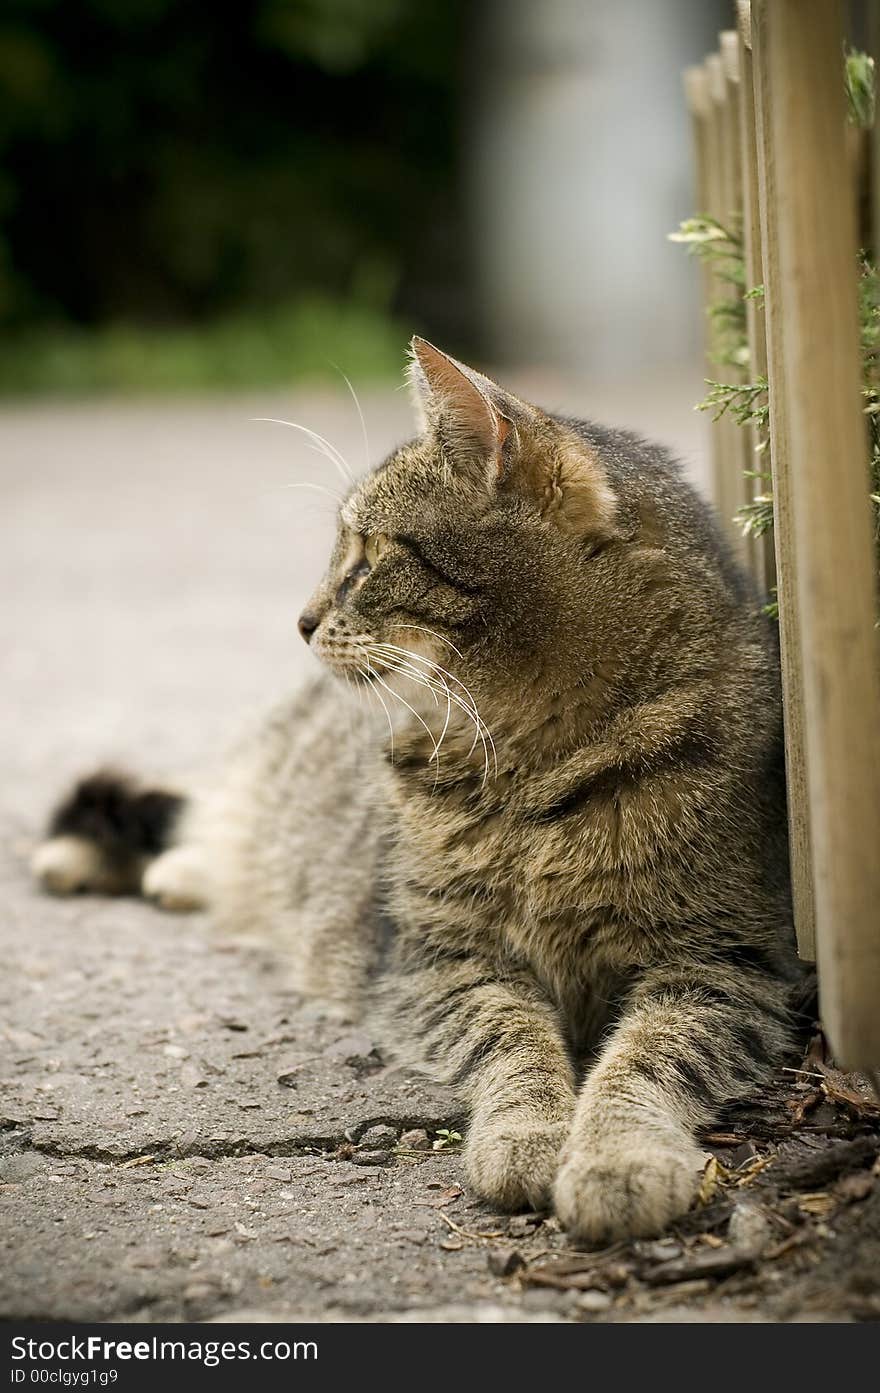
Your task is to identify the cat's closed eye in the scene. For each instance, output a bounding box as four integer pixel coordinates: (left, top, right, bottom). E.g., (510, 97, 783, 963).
(364, 533, 390, 567)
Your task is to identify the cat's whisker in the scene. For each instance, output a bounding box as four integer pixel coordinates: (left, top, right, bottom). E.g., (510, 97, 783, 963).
(392, 623, 465, 660)
(338, 664, 369, 748)
(368, 665, 442, 765)
(429, 672, 454, 764)
(372, 648, 480, 761)
(370, 656, 452, 791)
(396, 663, 443, 710)
(370, 643, 497, 780)
(371, 643, 477, 714)
(332, 365, 371, 475)
(367, 651, 443, 714)
(372, 650, 454, 763)
(368, 646, 442, 707)
(370, 649, 491, 784)
(375, 646, 487, 757)
(272, 481, 345, 505)
(361, 662, 395, 761)
(371, 645, 471, 719)
(250, 418, 354, 485)
(432, 668, 497, 779)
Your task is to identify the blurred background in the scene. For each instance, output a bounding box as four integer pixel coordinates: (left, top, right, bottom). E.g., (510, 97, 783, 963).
(1, 0, 729, 803)
(0, 0, 730, 390)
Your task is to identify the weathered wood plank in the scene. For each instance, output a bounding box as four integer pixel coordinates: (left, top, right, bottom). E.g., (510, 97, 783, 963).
(705, 51, 744, 554)
(736, 3, 776, 597)
(763, 0, 880, 1066)
(684, 64, 724, 525)
(750, 0, 817, 964)
(720, 29, 755, 575)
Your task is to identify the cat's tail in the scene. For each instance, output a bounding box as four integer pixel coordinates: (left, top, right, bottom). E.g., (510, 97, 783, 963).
(31, 769, 193, 905)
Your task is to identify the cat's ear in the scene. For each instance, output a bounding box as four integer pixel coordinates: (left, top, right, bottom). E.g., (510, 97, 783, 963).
(407, 336, 619, 538)
(407, 337, 515, 482)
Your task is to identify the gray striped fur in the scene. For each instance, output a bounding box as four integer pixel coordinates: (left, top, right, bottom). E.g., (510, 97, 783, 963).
(33, 339, 801, 1241)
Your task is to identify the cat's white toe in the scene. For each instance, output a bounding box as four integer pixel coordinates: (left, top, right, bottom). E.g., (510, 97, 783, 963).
(31, 836, 104, 895)
(142, 847, 210, 912)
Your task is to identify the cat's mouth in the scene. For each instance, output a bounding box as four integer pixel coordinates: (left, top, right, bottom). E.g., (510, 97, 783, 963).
(314, 629, 428, 683)
(311, 633, 390, 685)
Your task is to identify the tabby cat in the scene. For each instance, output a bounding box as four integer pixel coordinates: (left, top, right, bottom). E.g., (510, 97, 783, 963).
(33, 338, 801, 1243)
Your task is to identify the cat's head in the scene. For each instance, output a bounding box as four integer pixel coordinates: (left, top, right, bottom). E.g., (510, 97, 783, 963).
(299, 338, 627, 763)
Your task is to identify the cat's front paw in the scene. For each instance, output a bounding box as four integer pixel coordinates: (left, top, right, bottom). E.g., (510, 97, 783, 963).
(553, 1133, 705, 1244)
(465, 1119, 568, 1212)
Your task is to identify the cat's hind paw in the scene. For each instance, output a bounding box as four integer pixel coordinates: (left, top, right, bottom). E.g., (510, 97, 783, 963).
(141, 847, 210, 912)
(32, 836, 127, 896)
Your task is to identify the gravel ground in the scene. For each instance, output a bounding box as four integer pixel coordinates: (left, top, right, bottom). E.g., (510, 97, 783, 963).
(8, 380, 876, 1325)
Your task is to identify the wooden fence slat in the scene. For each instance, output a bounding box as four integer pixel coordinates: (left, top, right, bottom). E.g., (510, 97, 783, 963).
(684, 65, 725, 528)
(720, 29, 756, 576)
(763, 0, 880, 1067)
(706, 51, 744, 555)
(683, 64, 713, 336)
(735, 3, 776, 598)
(750, 0, 817, 965)
(683, 66, 711, 220)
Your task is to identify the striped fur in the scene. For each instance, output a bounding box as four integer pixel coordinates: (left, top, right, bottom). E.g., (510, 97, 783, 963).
(33, 339, 802, 1241)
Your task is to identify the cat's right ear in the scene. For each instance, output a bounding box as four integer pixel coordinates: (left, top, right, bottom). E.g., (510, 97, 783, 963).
(406, 337, 514, 486)
(407, 337, 619, 540)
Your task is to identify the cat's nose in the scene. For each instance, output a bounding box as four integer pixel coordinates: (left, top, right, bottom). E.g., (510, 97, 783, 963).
(298, 610, 319, 644)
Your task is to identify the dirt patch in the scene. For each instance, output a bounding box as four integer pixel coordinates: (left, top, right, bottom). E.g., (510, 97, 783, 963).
(502, 1035, 880, 1322)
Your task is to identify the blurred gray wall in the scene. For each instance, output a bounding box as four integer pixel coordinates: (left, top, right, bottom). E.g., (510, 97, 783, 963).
(468, 0, 729, 377)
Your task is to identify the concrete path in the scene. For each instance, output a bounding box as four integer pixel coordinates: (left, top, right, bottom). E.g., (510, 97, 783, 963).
(1, 376, 721, 1323)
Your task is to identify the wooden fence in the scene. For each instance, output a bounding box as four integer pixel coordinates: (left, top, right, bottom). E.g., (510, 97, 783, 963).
(684, 0, 880, 1073)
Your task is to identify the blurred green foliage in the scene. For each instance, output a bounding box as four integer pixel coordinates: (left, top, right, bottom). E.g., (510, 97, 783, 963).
(0, 0, 466, 392)
(0, 297, 407, 395)
(846, 46, 876, 127)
